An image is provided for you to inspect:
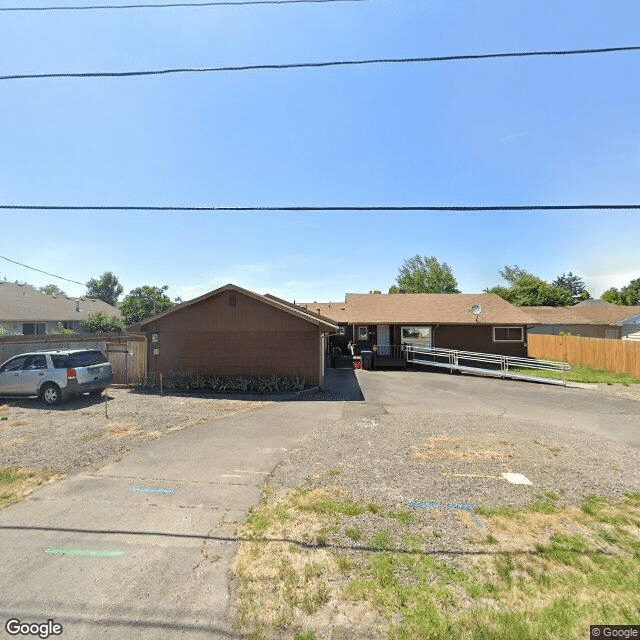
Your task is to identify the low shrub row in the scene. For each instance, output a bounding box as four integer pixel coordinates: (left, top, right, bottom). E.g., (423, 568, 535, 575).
(142, 373, 307, 394)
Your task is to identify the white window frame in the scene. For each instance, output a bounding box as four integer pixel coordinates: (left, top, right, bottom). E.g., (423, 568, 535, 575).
(401, 326, 432, 347)
(492, 326, 524, 343)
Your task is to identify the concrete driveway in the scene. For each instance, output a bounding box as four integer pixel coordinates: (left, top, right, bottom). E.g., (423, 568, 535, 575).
(0, 399, 345, 639)
(1, 368, 638, 639)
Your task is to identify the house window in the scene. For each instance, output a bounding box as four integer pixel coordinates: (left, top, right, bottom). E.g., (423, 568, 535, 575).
(22, 322, 46, 335)
(337, 326, 346, 336)
(493, 326, 524, 342)
(401, 326, 431, 347)
(228, 294, 237, 307)
(605, 330, 617, 340)
(357, 326, 368, 341)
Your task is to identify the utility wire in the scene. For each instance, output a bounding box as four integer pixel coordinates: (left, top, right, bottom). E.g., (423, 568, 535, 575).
(0, 0, 370, 11)
(0, 254, 86, 285)
(1, 45, 638, 82)
(1, 204, 639, 211)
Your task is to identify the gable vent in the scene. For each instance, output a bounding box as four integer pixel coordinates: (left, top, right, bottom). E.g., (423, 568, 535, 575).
(228, 294, 237, 307)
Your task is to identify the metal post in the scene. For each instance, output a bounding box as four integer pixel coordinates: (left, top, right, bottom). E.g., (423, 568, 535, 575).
(104, 386, 108, 419)
(160, 373, 163, 396)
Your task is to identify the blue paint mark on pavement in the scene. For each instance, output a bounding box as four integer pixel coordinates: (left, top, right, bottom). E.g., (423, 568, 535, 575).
(408, 501, 442, 509)
(128, 486, 174, 495)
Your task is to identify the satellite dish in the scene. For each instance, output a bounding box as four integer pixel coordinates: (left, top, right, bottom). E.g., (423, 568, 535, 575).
(469, 304, 483, 316)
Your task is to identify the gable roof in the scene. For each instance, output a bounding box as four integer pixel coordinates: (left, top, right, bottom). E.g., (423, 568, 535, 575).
(139, 284, 338, 332)
(0, 282, 121, 322)
(520, 304, 640, 326)
(296, 301, 349, 323)
(300, 293, 532, 325)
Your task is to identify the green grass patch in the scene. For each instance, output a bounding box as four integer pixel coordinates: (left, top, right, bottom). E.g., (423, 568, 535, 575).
(82, 433, 102, 442)
(368, 502, 382, 514)
(388, 510, 413, 525)
(234, 490, 640, 640)
(329, 468, 341, 476)
(299, 498, 365, 517)
(0, 467, 55, 508)
(475, 505, 520, 518)
(345, 528, 362, 541)
(513, 363, 640, 385)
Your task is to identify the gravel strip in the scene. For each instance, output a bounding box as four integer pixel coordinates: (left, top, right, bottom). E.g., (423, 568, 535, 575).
(268, 410, 640, 552)
(0, 388, 265, 473)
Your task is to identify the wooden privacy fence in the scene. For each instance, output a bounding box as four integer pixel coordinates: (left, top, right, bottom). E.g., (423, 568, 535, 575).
(0, 332, 147, 384)
(528, 334, 640, 377)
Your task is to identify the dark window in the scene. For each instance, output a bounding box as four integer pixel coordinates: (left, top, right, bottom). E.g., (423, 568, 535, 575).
(67, 351, 108, 367)
(493, 327, 524, 342)
(25, 355, 47, 370)
(51, 355, 70, 369)
(0, 355, 28, 372)
(22, 323, 46, 335)
(228, 294, 236, 307)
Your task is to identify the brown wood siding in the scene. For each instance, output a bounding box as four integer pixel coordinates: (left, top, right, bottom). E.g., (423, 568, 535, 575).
(433, 325, 528, 357)
(144, 290, 322, 385)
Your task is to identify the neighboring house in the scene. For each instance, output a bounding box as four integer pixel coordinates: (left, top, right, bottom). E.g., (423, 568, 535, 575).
(0, 282, 122, 336)
(300, 292, 534, 358)
(523, 299, 640, 340)
(137, 284, 338, 387)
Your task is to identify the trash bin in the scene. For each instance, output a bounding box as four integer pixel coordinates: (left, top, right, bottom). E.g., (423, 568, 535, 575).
(360, 350, 373, 370)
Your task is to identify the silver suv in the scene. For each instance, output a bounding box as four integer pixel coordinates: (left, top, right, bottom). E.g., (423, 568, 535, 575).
(0, 349, 113, 406)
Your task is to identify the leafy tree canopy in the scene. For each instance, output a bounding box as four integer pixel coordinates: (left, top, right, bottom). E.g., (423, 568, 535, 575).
(389, 255, 460, 294)
(121, 285, 175, 325)
(80, 312, 124, 334)
(39, 283, 66, 296)
(86, 271, 123, 307)
(601, 278, 640, 306)
(551, 272, 591, 305)
(485, 266, 572, 307)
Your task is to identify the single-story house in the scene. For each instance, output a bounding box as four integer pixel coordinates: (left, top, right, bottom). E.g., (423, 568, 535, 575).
(0, 281, 121, 335)
(299, 292, 535, 358)
(523, 299, 640, 340)
(137, 284, 338, 387)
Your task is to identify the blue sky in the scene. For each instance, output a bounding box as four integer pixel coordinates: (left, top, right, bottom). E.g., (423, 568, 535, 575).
(0, 0, 639, 303)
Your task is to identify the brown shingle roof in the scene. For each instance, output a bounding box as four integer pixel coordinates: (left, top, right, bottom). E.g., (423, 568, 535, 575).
(520, 304, 640, 325)
(0, 282, 121, 321)
(297, 301, 349, 323)
(344, 293, 533, 325)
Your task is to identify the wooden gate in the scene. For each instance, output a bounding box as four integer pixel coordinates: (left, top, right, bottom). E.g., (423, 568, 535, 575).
(106, 336, 147, 384)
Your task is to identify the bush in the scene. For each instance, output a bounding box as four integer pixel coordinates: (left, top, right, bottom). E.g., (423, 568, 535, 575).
(143, 373, 307, 395)
(80, 313, 124, 334)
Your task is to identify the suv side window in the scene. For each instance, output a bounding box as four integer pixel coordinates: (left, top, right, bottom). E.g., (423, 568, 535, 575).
(25, 355, 48, 370)
(51, 355, 70, 369)
(0, 356, 29, 373)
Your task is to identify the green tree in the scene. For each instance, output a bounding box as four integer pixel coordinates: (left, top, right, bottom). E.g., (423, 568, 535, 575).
(552, 272, 591, 305)
(86, 271, 124, 306)
(485, 266, 572, 306)
(80, 313, 124, 334)
(389, 255, 460, 294)
(120, 285, 174, 325)
(602, 278, 640, 305)
(39, 283, 66, 296)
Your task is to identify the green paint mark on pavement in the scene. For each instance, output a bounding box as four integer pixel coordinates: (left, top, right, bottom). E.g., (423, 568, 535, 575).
(45, 547, 125, 557)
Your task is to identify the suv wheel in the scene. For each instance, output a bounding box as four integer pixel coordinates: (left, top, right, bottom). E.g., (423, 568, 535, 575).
(41, 383, 62, 406)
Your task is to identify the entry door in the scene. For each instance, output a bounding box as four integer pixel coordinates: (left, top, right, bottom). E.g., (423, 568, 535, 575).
(377, 324, 390, 356)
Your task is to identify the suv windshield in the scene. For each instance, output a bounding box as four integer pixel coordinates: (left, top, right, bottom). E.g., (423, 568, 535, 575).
(51, 351, 108, 368)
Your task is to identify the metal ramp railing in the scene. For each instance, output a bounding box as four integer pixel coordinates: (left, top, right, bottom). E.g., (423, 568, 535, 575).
(405, 345, 571, 386)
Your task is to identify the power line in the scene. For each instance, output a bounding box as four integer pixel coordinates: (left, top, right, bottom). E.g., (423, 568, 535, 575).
(1, 204, 639, 211)
(1, 45, 638, 82)
(0, 0, 370, 11)
(0, 255, 86, 285)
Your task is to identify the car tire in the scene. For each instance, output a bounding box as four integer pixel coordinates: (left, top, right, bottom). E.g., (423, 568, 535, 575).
(40, 383, 62, 406)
